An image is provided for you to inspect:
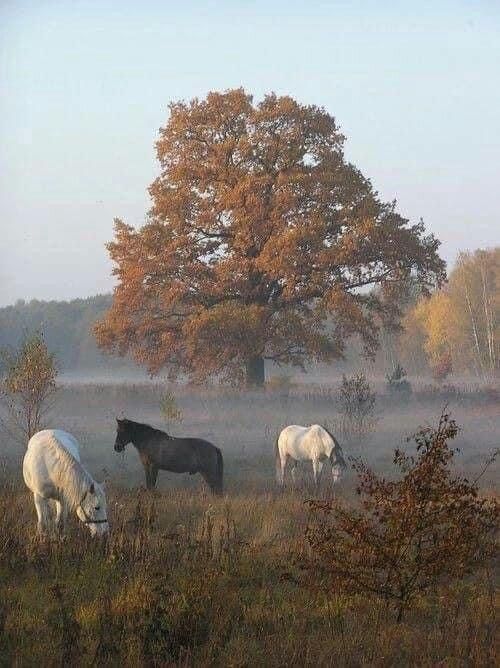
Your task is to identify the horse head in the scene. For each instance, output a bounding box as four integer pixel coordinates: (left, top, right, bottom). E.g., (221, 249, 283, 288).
(114, 418, 132, 452)
(329, 439, 347, 484)
(76, 481, 109, 537)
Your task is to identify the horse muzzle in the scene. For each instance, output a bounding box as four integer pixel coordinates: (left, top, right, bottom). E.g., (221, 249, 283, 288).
(331, 463, 345, 484)
(88, 521, 110, 537)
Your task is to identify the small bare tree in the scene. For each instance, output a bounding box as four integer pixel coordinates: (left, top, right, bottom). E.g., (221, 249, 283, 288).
(0, 331, 58, 443)
(431, 351, 453, 383)
(337, 372, 377, 442)
(159, 389, 183, 428)
(307, 413, 499, 622)
(385, 362, 412, 398)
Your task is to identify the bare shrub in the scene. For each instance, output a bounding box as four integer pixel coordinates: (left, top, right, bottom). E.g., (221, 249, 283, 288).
(431, 352, 453, 383)
(306, 413, 499, 622)
(0, 331, 58, 443)
(337, 372, 377, 442)
(416, 383, 461, 403)
(265, 374, 294, 395)
(413, 383, 498, 407)
(385, 362, 412, 399)
(159, 389, 183, 427)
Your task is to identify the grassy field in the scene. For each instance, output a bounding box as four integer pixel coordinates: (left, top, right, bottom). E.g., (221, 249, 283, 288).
(0, 381, 498, 666)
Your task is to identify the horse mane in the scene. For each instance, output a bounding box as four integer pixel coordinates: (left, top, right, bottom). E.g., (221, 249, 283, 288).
(320, 425, 346, 468)
(46, 433, 95, 510)
(123, 419, 172, 440)
(320, 425, 341, 450)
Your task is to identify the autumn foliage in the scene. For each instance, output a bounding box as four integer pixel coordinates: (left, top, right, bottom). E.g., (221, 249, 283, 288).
(96, 89, 445, 384)
(307, 413, 499, 621)
(0, 331, 58, 442)
(431, 351, 453, 383)
(400, 247, 499, 379)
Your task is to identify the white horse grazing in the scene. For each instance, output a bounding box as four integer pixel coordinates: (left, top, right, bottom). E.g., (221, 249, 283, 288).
(23, 429, 109, 537)
(276, 424, 346, 489)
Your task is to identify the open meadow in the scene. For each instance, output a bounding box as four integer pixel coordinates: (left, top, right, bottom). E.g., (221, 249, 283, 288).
(1, 380, 498, 666)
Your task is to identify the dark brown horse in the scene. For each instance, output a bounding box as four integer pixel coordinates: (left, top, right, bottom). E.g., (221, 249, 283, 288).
(114, 419, 223, 495)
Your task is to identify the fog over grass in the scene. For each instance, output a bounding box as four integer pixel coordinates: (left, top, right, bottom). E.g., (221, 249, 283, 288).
(2, 380, 498, 491)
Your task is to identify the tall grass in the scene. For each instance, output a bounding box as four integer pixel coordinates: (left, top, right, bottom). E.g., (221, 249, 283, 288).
(0, 482, 497, 666)
(0, 381, 498, 665)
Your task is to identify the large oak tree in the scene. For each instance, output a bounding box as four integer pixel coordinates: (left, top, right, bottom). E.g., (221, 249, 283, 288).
(96, 89, 445, 385)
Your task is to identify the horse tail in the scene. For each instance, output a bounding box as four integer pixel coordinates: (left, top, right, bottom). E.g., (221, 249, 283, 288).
(214, 447, 224, 495)
(275, 432, 282, 484)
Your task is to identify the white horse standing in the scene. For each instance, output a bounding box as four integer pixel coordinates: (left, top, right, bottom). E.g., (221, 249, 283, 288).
(23, 429, 109, 537)
(276, 424, 346, 489)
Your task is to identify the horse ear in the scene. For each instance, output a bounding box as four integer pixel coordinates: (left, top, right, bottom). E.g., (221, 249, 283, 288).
(89, 482, 95, 495)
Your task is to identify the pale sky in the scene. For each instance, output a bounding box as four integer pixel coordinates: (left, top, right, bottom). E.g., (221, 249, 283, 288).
(1, 0, 499, 306)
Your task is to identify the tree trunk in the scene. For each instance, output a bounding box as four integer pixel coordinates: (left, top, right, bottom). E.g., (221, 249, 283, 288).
(480, 263, 495, 374)
(245, 356, 265, 387)
(464, 282, 485, 378)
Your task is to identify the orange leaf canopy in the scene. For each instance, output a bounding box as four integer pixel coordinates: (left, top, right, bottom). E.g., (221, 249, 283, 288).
(96, 89, 445, 382)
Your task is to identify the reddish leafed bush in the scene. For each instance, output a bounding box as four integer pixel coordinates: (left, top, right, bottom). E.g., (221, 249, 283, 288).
(307, 413, 499, 621)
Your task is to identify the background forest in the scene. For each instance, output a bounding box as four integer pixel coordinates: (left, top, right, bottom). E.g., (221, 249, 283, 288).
(0, 247, 497, 382)
(0, 295, 135, 376)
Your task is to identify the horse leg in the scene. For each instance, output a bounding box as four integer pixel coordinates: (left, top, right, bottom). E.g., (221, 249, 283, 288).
(198, 469, 215, 495)
(277, 454, 287, 489)
(144, 464, 154, 490)
(331, 463, 342, 487)
(290, 461, 298, 488)
(312, 459, 323, 490)
(34, 493, 51, 538)
(149, 465, 159, 489)
(54, 500, 67, 536)
(275, 449, 283, 487)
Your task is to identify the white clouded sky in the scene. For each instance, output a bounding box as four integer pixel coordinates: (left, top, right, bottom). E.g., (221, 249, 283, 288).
(1, 0, 499, 306)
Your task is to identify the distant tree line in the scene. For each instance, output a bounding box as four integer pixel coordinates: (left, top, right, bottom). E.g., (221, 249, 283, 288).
(0, 248, 495, 381)
(0, 293, 365, 379)
(0, 295, 137, 373)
